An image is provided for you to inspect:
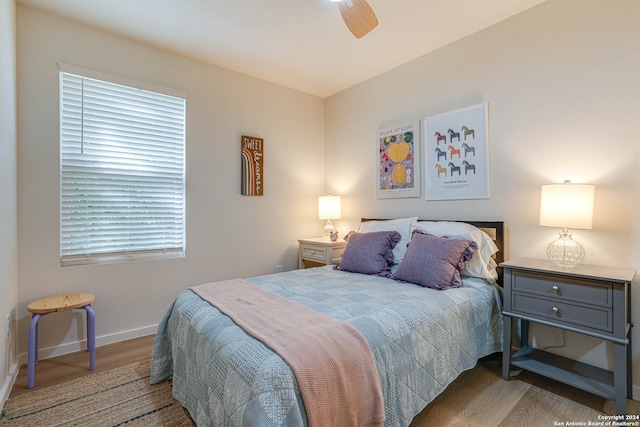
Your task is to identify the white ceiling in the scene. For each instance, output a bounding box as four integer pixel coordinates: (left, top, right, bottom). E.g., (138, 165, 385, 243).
(17, 0, 548, 98)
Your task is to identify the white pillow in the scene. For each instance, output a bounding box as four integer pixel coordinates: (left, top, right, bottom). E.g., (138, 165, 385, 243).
(358, 217, 418, 264)
(411, 221, 499, 282)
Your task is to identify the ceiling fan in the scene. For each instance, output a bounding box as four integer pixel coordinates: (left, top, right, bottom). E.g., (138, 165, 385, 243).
(330, 0, 378, 39)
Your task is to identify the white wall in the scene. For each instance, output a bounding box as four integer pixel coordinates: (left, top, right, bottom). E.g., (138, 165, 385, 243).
(16, 5, 325, 359)
(325, 0, 640, 385)
(325, 0, 640, 389)
(0, 0, 19, 408)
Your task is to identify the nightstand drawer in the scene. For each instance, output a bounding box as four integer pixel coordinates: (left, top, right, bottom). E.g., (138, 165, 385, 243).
(512, 293, 613, 332)
(298, 238, 346, 269)
(512, 270, 612, 308)
(301, 245, 330, 262)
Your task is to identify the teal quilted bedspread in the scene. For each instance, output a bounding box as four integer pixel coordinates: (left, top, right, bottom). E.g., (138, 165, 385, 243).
(151, 266, 503, 426)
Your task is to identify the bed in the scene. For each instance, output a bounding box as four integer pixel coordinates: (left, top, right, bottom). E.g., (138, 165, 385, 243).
(151, 218, 505, 426)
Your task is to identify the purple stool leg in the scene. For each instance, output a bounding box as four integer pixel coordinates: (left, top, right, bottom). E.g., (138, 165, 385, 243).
(27, 313, 44, 389)
(34, 318, 38, 365)
(83, 304, 96, 370)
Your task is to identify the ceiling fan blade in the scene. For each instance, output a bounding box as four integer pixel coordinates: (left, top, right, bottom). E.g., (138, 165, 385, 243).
(339, 0, 378, 39)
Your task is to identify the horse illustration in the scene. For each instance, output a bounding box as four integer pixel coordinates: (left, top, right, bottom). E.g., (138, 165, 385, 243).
(462, 142, 475, 157)
(434, 131, 447, 145)
(463, 160, 476, 175)
(435, 147, 447, 161)
(447, 144, 461, 159)
(448, 128, 460, 143)
(461, 125, 475, 140)
(448, 162, 461, 176)
(435, 163, 447, 177)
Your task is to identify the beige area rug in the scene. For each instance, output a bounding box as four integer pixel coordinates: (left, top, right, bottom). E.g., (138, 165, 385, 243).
(0, 360, 194, 426)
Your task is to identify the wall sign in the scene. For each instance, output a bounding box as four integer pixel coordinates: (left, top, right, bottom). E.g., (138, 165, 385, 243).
(241, 135, 264, 196)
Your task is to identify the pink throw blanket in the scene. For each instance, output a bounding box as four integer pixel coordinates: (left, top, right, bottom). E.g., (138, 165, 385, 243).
(191, 279, 385, 427)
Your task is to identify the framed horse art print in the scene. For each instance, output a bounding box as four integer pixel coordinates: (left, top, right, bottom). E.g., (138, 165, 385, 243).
(422, 103, 489, 201)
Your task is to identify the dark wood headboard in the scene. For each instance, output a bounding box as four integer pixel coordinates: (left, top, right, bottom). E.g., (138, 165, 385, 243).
(361, 219, 505, 285)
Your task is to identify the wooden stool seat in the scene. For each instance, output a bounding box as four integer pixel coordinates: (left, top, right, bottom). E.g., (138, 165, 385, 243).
(28, 293, 95, 314)
(26, 293, 96, 388)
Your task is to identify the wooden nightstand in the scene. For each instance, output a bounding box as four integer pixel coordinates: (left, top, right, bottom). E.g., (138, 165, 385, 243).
(500, 258, 636, 415)
(298, 238, 346, 269)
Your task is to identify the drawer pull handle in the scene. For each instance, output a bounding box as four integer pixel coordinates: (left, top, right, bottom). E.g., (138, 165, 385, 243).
(552, 285, 559, 292)
(552, 306, 559, 313)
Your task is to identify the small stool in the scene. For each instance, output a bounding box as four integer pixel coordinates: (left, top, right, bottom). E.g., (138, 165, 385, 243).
(27, 293, 96, 389)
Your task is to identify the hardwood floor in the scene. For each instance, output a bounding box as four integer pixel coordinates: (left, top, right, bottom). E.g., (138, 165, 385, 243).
(411, 354, 640, 426)
(8, 336, 640, 425)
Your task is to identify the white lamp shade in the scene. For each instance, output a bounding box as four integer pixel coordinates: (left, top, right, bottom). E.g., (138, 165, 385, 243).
(318, 195, 341, 220)
(539, 182, 595, 230)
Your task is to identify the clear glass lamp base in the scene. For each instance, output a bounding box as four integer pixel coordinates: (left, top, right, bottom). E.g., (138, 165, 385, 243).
(547, 229, 585, 267)
(321, 220, 336, 237)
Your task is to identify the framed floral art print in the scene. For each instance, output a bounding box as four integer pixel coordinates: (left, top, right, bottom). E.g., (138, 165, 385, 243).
(376, 121, 420, 199)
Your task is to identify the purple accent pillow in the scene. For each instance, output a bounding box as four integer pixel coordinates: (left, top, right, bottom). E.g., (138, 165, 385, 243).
(392, 231, 478, 290)
(336, 231, 401, 277)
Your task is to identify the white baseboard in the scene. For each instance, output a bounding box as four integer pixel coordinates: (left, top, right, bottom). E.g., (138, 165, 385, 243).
(0, 360, 19, 416)
(17, 324, 158, 365)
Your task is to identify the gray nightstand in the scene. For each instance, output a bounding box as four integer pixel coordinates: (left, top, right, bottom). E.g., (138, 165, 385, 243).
(500, 258, 636, 415)
(298, 238, 346, 269)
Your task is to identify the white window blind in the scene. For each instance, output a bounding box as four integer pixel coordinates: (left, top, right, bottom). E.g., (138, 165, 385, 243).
(60, 65, 186, 266)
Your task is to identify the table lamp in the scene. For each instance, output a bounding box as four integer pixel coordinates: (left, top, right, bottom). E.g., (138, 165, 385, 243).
(539, 180, 595, 267)
(318, 195, 341, 237)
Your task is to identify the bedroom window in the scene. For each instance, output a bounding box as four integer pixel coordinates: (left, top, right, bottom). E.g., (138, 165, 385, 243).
(59, 64, 186, 266)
